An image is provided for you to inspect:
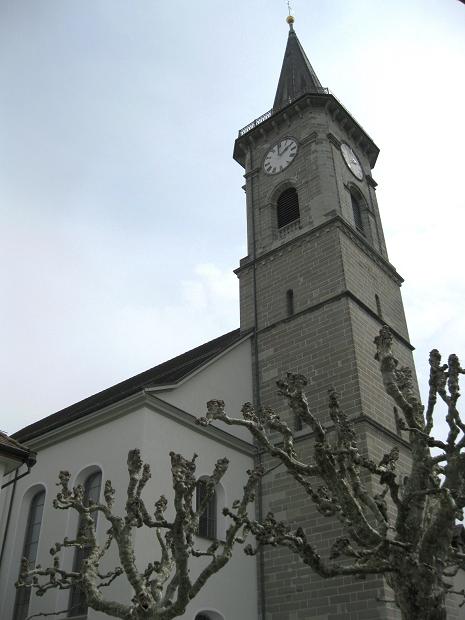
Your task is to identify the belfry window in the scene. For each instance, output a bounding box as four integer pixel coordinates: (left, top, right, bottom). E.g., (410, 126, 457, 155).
(13, 489, 46, 620)
(68, 470, 102, 617)
(277, 187, 300, 228)
(351, 192, 364, 233)
(196, 478, 217, 539)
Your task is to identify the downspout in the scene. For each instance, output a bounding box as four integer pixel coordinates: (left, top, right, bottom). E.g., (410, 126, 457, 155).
(247, 142, 266, 620)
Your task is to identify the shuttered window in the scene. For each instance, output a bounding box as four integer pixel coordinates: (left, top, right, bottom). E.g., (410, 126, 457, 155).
(13, 490, 46, 620)
(277, 187, 299, 228)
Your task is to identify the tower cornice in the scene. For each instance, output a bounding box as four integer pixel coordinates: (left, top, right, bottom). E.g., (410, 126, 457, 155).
(233, 92, 379, 169)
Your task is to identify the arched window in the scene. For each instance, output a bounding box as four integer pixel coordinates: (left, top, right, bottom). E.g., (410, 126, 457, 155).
(13, 489, 46, 620)
(375, 294, 383, 318)
(196, 478, 217, 539)
(286, 289, 294, 317)
(195, 612, 224, 620)
(68, 470, 102, 618)
(277, 187, 299, 228)
(350, 191, 364, 233)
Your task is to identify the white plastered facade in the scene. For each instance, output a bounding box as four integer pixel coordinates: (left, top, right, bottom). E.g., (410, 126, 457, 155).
(0, 337, 257, 620)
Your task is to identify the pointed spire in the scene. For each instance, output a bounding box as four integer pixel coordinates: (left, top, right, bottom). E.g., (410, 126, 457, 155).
(273, 16, 322, 112)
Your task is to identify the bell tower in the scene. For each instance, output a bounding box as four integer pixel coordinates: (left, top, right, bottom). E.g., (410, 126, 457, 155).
(234, 17, 416, 620)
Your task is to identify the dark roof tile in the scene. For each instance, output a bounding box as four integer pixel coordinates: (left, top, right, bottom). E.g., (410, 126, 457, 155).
(13, 328, 247, 443)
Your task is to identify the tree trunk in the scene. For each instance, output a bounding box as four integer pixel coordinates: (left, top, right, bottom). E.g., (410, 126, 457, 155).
(391, 573, 447, 620)
(399, 603, 446, 620)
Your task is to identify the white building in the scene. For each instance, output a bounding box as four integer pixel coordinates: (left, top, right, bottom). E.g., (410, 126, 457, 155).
(0, 331, 257, 620)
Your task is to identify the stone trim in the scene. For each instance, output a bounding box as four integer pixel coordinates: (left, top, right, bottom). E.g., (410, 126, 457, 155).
(300, 130, 318, 146)
(295, 414, 411, 449)
(366, 174, 378, 188)
(327, 131, 341, 149)
(255, 289, 414, 352)
(235, 215, 404, 285)
(261, 413, 411, 457)
(244, 166, 261, 179)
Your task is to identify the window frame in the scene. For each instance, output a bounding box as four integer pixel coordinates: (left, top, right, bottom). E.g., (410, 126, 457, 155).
(277, 187, 300, 229)
(350, 191, 365, 233)
(68, 470, 102, 618)
(194, 611, 224, 620)
(196, 478, 217, 540)
(12, 488, 46, 620)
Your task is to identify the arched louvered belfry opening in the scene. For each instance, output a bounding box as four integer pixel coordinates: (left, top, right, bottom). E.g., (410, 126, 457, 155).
(277, 187, 299, 228)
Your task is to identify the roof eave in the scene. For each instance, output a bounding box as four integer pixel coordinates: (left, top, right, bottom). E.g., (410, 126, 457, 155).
(16, 391, 255, 457)
(0, 443, 36, 474)
(234, 92, 379, 168)
(12, 329, 252, 444)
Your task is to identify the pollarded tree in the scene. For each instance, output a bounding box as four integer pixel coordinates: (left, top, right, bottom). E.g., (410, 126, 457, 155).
(199, 326, 465, 620)
(16, 450, 261, 620)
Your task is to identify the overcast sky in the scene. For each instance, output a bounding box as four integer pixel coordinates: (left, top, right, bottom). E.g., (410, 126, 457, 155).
(1, 0, 464, 436)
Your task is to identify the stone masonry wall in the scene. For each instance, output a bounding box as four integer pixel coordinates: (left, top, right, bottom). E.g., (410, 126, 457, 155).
(238, 222, 421, 619)
(234, 92, 442, 619)
(259, 427, 394, 620)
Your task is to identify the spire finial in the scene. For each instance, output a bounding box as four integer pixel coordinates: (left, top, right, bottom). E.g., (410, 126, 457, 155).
(286, 1, 295, 29)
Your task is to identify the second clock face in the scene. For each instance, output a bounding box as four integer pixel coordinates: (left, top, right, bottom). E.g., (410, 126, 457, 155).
(264, 138, 298, 175)
(341, 143, 364, 180)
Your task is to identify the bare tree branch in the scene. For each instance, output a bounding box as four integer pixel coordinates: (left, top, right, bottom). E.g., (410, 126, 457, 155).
(200, 327, 465, 620)
(18, 326, 465, 620)
(18, 449, 260, 620)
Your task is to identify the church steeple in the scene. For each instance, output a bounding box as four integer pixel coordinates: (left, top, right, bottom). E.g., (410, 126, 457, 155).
(234, 18, 417, 619)
(273, 16, 322, 111)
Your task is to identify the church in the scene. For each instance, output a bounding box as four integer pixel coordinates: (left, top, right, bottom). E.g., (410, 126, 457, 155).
(1, 15, 458, 620)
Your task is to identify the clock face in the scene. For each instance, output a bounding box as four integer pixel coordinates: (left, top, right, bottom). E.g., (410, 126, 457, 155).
(264, 138, 298, 175)
(341, 143, 364, 181)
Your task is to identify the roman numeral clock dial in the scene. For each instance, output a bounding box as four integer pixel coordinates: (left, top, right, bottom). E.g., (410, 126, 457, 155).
(263, 137, 298, 175)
